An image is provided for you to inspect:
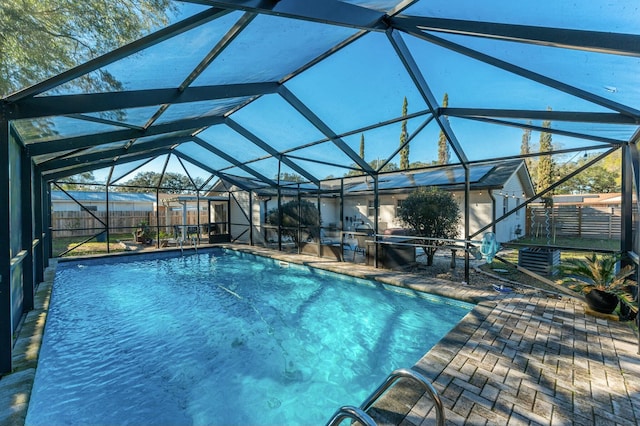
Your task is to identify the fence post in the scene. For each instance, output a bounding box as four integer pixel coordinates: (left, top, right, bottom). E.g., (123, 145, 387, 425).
(609, 206, 613, 239)
(577, 206, 582, 238)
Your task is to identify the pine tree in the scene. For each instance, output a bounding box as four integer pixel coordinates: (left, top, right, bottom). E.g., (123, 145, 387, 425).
(536, 110, 554, 193)
(399, 97, 410, 170)
(359, 133, 365, 159)
(520, 123, 531, 156)
(437, 93, 450, 165)
(520, 121, 533, 171)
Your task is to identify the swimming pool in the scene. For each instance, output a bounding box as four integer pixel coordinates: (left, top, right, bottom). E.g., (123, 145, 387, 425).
(26, 248, 473, 425)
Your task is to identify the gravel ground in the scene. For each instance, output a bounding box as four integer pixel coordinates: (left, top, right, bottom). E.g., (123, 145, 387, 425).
(406, 250, 569, 298)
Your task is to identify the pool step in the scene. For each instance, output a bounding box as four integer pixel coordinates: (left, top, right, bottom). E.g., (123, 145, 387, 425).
(325, 368, 445, 426)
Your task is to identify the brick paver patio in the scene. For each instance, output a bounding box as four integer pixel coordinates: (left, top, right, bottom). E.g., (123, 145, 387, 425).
(256, 247, 640, 425)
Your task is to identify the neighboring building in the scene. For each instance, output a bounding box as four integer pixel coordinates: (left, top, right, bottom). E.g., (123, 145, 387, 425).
(51, 191, 156, 212)
(209, 160, 535, 244)
(550, 193, 621, 207)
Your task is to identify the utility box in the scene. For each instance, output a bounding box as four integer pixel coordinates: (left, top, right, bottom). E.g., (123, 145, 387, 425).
(518, 247, 560, 275)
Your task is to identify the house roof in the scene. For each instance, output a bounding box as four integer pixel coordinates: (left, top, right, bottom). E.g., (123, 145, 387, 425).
(209, 159, 534, 197)
(551, 193, 621, 205)
(345, 160, 533, 194)
(51, 191, 156, 203)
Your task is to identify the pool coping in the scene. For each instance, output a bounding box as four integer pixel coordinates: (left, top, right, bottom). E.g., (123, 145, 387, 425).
(1, 244, 639, 425)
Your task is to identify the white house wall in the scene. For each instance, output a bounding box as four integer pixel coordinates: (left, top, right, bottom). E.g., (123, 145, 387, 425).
(341, 189, 526, 244)
(495, 176, 528, 241)
(225, 169, 529, 245)
(229, 190, 251, 243)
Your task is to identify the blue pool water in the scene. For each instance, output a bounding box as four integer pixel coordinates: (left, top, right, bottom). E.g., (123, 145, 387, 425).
(26, 249, 472, 425)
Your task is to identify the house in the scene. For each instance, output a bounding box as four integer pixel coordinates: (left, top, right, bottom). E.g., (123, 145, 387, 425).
(51, 191, 156, 212)
(550, 193, 621, 207)
(209, 160, 535, 244)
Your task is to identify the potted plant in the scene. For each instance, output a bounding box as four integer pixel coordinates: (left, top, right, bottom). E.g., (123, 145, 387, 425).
(561, 253, 636, 316)
(158, 230, 171, 247)
(134, 221, 154, 245)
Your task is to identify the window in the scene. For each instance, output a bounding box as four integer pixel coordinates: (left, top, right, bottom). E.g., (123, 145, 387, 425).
(503, 196, 509, 216)
(516, 198, 521, 216)
(86, 205, 98, 212)
(367, 200, 375, 218)
(395, 199, 403, 218)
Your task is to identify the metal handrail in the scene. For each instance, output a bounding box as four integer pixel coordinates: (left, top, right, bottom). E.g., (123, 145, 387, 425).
(360, 368, 445, 426)
(325, 405, 377, 426)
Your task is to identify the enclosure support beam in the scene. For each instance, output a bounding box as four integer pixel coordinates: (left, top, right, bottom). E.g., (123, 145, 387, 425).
(298, 189, 303, 255)
(398, 28, 640, 120)
(105, 185, 111, 253)
(278, 86, 375, 176)
(227, 193, 233, 244)
(5, 7, 230, 102)
(373, 176, 379, 269)
(0, 118, 12, 374)
(464, 168, 471, 284)
(387, 29, 469, 164)
(340, 180, 344, 235)
(196, 193, 201, 245)
(45, 184, 52, 260)
(248, 192, 253, 246)
(621, 144, 633, 261)
(204, 0, 386, 31)
(470, 147, 618, 239)
(627, 138, 640, 354)
(392, 16, 640, 57)
(20, 144, 34, 311)
(316, 189, 321, 257)
(277, 184, 282, 252)
(33, 173, 44, 285)
(155, 189, 160, 249)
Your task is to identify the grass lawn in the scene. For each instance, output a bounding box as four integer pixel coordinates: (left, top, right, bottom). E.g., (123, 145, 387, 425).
(481, 237, 619, 289)
(479, 237, 637, 322)
(52, 234, 131, 257)
(508, 236, 620, 252)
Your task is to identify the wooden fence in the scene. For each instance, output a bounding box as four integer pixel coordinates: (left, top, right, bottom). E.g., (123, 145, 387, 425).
(526, 205, 633, 240)
(51, 210, 210, 238)
(53, 204, 632, 241)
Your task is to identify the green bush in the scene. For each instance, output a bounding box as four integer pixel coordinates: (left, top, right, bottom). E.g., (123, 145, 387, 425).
(397, 187, 461, 265)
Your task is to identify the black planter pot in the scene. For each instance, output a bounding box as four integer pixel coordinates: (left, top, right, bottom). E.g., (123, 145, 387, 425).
(584, 288, 619, 314)
(618, 284, 639, 321)
(619, 302, 637, 322)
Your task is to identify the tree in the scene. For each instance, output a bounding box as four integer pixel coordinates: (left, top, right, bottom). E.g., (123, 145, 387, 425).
(118, 171, 202, 193)
(265, 199, 319, 244)
(55, 172, 98, 191)
(399, 97, 410, 170)
(344, 159, 398, 176)
(0, 1, 175, 96)
(397, 187, 461, 266)
(601, 150, 622, 187)
(408, 161, 431, 169)
(359, 133, 365, 160)
(556, 158, 619, 194)
(371, 159, 399, 173)
(437, 93, 450, 165)
(278, 172, 305, 183)
(520, 121, 533, 171)
(536, 110, 554, 193)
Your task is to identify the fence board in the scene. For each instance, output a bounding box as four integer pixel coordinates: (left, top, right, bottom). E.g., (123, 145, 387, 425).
(52, 210, 210, 238)
(526, 205, 634, 240)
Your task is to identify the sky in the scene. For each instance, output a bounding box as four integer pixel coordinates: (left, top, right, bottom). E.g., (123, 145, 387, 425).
(25, 0, 640, 186)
